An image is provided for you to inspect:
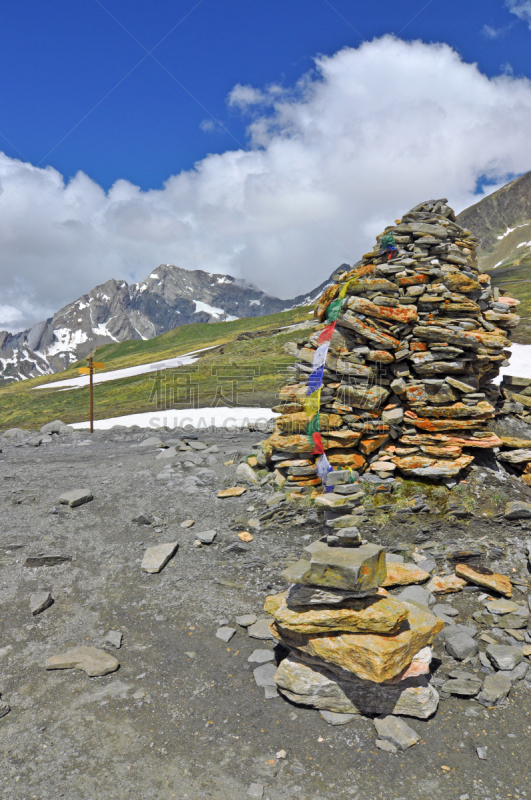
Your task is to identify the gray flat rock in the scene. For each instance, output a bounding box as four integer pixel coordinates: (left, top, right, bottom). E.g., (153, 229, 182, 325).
(58, 489, 93, 508)
(247, 649, 275, 664)
(105, 630, 123, 649)
(476, 673, 512, 706)
(375, 738, 397, 753)
(235, 614, 257, 627)
(396, 586, 434, 607)
(319, 710, 357, 725)
(440, 677, 482, 697)
(486, 644, 523, 671)
(373, 715, 420, 751)
(253, 662, 277, 687)
(235, 462, 258, 484)
(138, 437, 164, 448)
(195, 529, 217, 544)
(432, 604, 459, 617)
(247, 618, 275, 640)
(30, 591, 53, 616)
(156, 446, 178, 459)
(246, 784, 264, 799)
(141, 542, 179, 574)
(445, 632, 478, 660)
(216, 626, 236, 642)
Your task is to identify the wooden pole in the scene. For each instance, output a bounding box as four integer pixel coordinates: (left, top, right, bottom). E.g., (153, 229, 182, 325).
(89, 356, 94, 434)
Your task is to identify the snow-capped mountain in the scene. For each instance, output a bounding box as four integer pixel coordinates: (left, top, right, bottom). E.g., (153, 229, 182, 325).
(0, 264, 334, 383)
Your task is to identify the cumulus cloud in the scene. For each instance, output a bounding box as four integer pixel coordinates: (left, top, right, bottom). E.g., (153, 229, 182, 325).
(506, 0, 531, 27)
(2, 35, 531, 332)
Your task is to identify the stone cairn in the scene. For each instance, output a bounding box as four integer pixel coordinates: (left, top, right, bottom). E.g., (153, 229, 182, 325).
(259, 198, 522, 722)
(266, 538, 444, 719)
(264, 197, 520, 486)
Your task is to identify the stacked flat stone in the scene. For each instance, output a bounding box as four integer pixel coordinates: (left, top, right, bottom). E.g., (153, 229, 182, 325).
(266, 535, 443, 718)
(265, 198, 519, 482)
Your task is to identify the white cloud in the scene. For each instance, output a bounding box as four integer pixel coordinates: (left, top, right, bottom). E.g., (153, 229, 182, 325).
(2, 35, 531, 333)
(199, 119, 216, 133)
(506, 0, 531, 27)
(481, 24, 505, 38)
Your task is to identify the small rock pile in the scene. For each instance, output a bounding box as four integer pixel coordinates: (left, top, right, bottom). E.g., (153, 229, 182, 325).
(265, 198, 520, 483)
(265, 533, 444, 719)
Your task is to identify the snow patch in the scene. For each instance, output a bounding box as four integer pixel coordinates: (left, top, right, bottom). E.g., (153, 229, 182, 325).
(496, 343, 531, 383)
(194, 301, 227, 317)
(249, 300, 261, 306)
(92, 322, 119, 341)
(496, 223, 529, 240)
(71, 406, 279, 431)
(44, 328, 89, 357)
(33, 345, 219, 391)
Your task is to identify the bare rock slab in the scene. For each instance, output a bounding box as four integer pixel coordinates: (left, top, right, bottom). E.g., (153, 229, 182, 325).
(504, 500, 531, 520)
(373, 715, 420, 751)
(141, 542, 179, 574)
(30, 591, 53, 616)
(45, 646, 119, 677)
(58, 489, 93, 508)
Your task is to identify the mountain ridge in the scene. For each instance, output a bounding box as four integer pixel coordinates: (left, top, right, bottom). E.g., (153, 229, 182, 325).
(0, 264, 334, 383)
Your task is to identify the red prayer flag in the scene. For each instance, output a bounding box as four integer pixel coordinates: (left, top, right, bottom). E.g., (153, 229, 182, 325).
(312, 432, 325, 455)
(318, 321, 336, 344)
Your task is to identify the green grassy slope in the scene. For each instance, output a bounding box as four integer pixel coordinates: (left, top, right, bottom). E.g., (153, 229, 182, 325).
(488, 250, 531, 343)
(0, 307, 313, 431)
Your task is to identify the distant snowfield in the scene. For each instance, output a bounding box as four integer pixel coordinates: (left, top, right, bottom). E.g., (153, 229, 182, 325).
(496, 343, 531, 383)
(33, 346, 219, 391)
(71, 406, 279, 431)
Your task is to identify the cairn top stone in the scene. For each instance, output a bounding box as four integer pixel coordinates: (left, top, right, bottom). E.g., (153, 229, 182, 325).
(282, 542, 386, 592)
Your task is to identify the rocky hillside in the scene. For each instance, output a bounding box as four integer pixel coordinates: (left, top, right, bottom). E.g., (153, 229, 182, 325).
(457, 171, 531, 342)
(0, 265, 334, 384)
(457, 170, 531, 272)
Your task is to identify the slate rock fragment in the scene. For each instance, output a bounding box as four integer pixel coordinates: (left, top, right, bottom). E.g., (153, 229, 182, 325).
(58, 489, 93, 508)
(141, 542, 179, 573)
(45, 646, 119, 677)
(30, 591, 53, 616)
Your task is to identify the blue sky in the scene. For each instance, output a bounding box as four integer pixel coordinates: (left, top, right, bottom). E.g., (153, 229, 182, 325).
(1, 0, 530, 191)
(1, 0, 531, 331)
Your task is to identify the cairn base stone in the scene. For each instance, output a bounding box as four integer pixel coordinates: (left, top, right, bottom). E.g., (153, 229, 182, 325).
(275, 655, 439, 719)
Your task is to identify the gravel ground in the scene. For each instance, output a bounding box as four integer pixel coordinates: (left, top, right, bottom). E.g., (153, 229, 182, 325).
(1, 426, 531, 800)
